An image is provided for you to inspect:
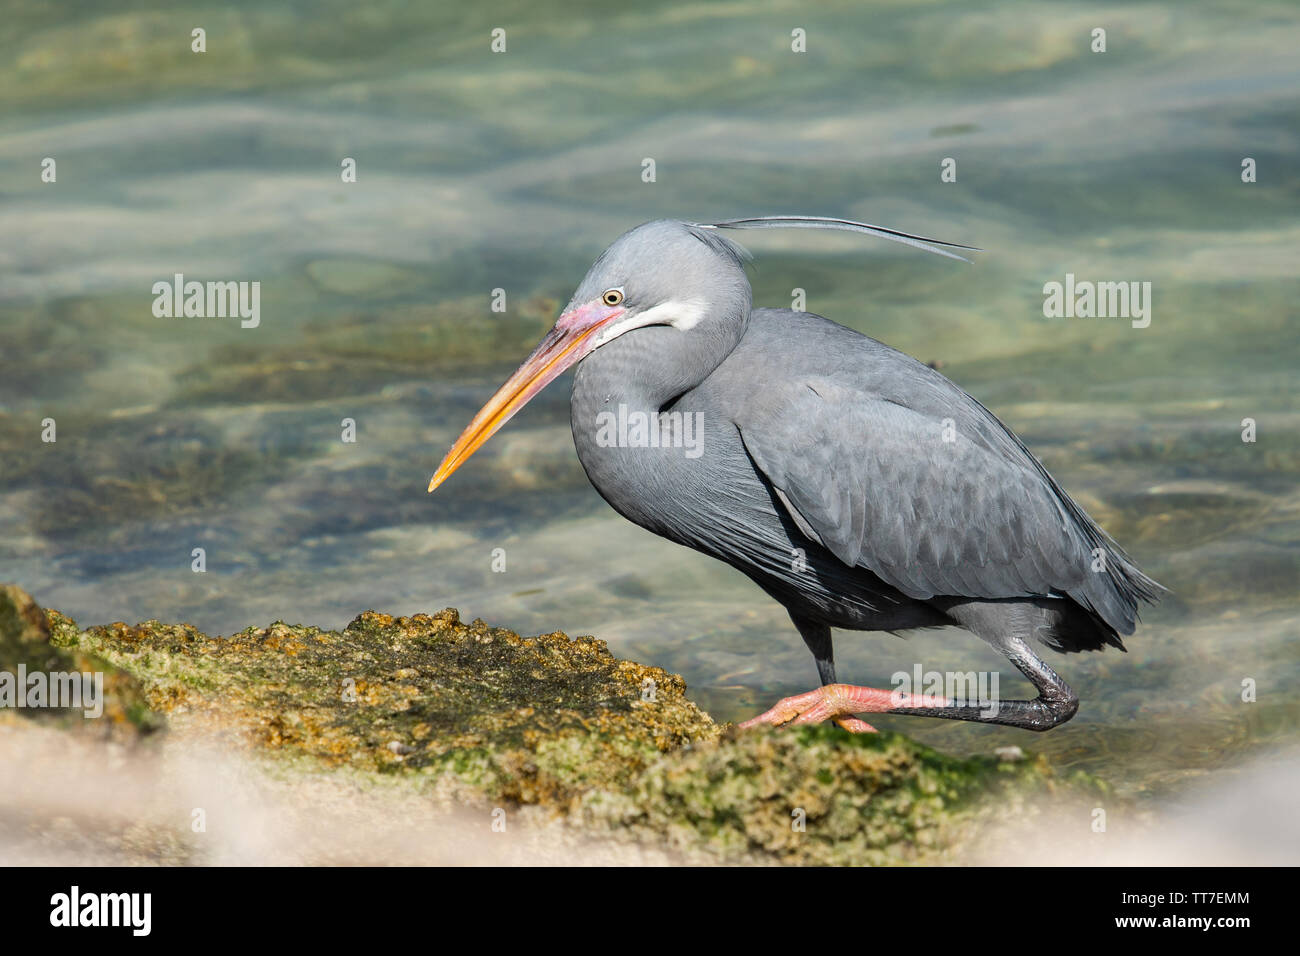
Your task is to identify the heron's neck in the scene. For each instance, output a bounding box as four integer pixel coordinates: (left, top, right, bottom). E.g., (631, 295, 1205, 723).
(568, 311, 746, 532)
(571, 313, 744, 416)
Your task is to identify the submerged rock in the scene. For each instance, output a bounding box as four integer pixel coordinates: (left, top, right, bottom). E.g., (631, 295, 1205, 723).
(0, 583, 1101, 864)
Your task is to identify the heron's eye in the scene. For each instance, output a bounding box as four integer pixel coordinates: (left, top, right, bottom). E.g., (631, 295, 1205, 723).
(602, 289, 624, 306)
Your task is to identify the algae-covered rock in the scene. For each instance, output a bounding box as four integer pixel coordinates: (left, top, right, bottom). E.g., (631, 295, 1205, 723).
(0, 585, 160, 739)
(2, 583, 1103, 864)
(63, 598, 719, 807)
(573, 724, 1103, 865)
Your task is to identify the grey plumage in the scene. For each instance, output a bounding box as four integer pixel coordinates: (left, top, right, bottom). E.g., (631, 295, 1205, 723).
(432, 216, 1163, 731)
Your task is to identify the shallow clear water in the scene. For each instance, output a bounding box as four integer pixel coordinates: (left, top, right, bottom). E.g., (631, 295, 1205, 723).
(1, 0, 1297, 802)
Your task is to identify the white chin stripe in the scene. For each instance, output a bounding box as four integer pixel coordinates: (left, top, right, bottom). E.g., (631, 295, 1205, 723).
(594, 299, 707, 345)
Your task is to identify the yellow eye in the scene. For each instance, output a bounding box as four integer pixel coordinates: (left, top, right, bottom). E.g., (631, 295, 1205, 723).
(602, 289, 624, 306)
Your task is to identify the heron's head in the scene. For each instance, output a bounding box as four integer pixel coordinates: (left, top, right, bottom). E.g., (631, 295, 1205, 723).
(428, 215, 976, 491)
(428, 219, 752, 491)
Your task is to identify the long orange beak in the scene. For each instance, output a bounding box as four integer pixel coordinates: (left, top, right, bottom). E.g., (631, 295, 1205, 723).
(428, 299, 626, 492)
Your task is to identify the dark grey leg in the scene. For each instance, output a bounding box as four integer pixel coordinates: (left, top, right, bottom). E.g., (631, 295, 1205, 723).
(888, 632, 1079, 731)
(790, 613, 836, 686)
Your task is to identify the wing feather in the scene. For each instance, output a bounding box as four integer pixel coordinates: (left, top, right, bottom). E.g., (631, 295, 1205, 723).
(735, 372, 1146, 631)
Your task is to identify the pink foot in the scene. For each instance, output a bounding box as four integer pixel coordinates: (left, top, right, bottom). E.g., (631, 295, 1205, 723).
(738, 683, 949, 734)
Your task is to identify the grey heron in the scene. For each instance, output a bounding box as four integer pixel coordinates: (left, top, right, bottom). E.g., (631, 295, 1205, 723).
(429, 216, 1162, 733)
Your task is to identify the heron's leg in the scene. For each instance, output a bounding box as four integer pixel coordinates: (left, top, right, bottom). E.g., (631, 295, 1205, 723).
(744, 615, 941, 733)
(789, 614, 836, 686)
(740, 633, 1079, 733)
(783, 615, 878, 732)
(888, 633, 1079, 732)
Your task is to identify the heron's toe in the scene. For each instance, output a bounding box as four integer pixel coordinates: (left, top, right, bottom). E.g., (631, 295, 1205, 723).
(740, 685, 884, 731)
(789, 685, 878, 730)
(740, 683, 939, 733)
(737, 687, 824, 729)
(833, 716, 878, 733)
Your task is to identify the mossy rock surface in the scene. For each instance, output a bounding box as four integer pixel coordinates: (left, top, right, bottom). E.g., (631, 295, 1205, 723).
(0, 584, 160, 738)
(31, 592, 719, 807)
(575, 724, 1103, 864)
(1, 583, 1101, 863)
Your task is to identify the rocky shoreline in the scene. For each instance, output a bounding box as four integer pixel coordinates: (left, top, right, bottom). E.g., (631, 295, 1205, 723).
(1, 583, 1104, 865)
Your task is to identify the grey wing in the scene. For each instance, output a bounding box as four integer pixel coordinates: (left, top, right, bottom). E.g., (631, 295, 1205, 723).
(735, 375, 1155, 635)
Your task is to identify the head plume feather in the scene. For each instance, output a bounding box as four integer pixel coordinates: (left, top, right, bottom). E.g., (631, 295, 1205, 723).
(690, 215, 980, 263)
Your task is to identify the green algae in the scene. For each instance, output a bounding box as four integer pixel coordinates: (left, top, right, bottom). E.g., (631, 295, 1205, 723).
(574, 725, 1104, 865)
(1, 582, 1105, 863)
(0, 584, 161, 739)
(62, 599, 720, 807)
